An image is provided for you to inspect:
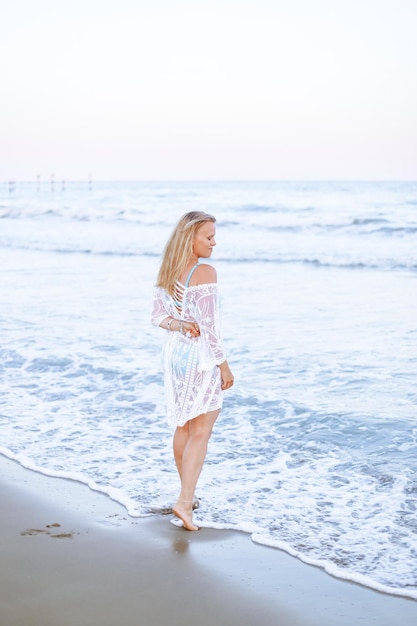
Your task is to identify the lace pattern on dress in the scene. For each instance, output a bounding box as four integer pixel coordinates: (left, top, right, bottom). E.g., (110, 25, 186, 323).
(151, 282, 226, 426)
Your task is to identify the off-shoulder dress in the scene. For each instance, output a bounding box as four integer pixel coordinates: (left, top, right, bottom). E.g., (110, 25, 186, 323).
(151, 265, 226, 427)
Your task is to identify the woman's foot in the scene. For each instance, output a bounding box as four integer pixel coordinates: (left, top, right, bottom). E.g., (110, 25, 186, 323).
(172, 500, 199, 531)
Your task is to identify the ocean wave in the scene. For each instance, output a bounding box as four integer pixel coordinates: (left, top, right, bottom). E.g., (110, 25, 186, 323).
(2, 398, 417, 602)
(238, 203, 300, 214)
(352, 217, 390, 225)
(0, 239, 160, 259)
(1, 237, 415, 272)
(215, 255, 417, 273)
(312, 219, 417, 237)
(370, 225, 417, 236)
(2, 209, 416, 245)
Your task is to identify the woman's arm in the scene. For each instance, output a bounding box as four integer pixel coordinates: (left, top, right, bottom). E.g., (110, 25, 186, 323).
(151, 288, 171, 328)
(195, 285, 234, 388)
(218, 359, 234, 390)
(151, 288, 200, 336)
(195, 288, 226, 365)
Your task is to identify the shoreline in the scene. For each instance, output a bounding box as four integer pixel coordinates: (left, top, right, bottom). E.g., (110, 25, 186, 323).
(2, 449, 416, 601)
(1, 455, 417, 626)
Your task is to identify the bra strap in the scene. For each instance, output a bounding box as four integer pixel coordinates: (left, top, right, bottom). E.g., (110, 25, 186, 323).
(184, 262, 200, 288)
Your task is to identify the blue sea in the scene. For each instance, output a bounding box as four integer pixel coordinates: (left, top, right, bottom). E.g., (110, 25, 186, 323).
(1, 180, 416, 599)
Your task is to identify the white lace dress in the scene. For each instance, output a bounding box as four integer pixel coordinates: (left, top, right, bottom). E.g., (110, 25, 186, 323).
(151, 281, 226, 427)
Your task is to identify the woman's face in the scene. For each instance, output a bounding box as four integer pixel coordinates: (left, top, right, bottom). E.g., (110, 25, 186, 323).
(193, 221, 216, 259)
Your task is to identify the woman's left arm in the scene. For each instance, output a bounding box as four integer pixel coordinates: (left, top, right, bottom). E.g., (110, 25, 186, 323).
(151, 288, 171, 328)
(151, 288, 199, 335)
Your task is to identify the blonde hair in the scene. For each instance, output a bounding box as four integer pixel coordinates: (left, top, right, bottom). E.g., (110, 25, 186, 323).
(156, 211, 216, 296)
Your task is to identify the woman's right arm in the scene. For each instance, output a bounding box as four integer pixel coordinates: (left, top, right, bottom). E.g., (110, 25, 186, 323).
(218, 360, 234, 390)
(195, 288, 226, 365)
(195, 287, 233, 386)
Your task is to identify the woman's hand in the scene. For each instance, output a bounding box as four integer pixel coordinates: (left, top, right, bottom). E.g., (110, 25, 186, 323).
(182, 320, 200, 338)
(162, 317, 200, 337)
(219, 361, 234, 390)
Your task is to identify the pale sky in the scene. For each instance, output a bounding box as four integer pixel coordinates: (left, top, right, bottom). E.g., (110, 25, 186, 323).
(1, 0, 416, 181)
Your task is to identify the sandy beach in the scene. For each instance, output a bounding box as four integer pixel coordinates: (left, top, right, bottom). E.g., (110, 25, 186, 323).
(1, 454, 416, 626)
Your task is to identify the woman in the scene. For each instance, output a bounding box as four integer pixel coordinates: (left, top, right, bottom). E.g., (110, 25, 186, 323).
(151, 211, 234, 531)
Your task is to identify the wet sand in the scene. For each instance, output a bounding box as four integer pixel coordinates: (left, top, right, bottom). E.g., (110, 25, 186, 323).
(1, 454, 416, 626)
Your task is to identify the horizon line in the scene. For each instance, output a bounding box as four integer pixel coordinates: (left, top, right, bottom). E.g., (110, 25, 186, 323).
(3, 178, 417, 184)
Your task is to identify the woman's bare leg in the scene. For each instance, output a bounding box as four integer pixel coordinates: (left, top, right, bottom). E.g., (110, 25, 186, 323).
(172, 409, 220, 531)
(173, 422, 190, 479)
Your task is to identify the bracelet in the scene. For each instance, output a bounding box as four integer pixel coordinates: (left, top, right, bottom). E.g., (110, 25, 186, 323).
(167, 318, 174, 331)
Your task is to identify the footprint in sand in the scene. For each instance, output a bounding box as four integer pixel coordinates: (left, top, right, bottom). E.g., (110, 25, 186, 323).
(20, 528, 51, 536)
(21, 523, 74, 539)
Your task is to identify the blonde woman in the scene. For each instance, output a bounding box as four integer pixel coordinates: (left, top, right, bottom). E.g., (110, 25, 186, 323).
(151, 211, 234, 531)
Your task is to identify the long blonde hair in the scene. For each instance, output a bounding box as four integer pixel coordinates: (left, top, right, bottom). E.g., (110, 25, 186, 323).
(156, 211, 216, 296)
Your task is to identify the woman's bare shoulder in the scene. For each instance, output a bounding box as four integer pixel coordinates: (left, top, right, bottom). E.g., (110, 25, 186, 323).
(192, 263, 217, 285)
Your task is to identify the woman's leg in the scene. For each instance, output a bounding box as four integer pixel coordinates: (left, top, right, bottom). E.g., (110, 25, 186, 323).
(173, 421, 190, 479)
(173, 408, 220, 531)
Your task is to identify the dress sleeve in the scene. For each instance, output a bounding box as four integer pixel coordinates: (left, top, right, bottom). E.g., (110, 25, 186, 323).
(151, 287, 170, 328)
(195, 287, 226, 366)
